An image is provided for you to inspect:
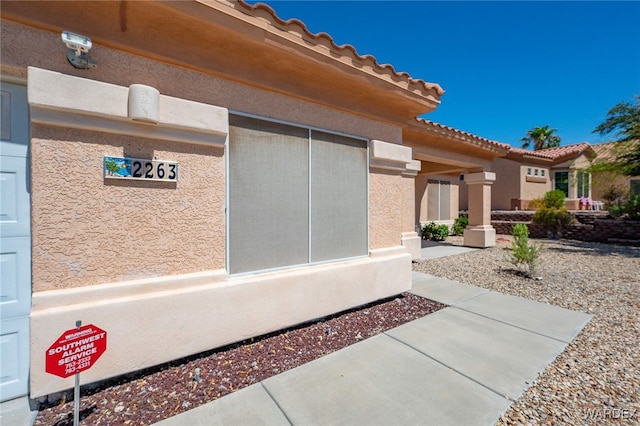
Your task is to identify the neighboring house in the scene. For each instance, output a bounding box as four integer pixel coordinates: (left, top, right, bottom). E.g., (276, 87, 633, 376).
(405, 119, 509, 229)
(591, 141, 640, 202)
(490, 143, 597, 210)
(0, 0, 500, 401)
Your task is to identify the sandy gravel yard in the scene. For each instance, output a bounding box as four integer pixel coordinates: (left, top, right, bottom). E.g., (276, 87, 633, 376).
(413, 236, 640, 425)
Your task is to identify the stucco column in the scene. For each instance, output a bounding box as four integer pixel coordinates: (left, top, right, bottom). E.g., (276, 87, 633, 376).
(463, 171, 496, 248)
(401, 160, 422, 261)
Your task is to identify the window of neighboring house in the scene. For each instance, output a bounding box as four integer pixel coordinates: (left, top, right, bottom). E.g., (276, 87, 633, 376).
(228, 114, 368, 274)
(630, 179, 640, 197)
(427, 180, 451, 221)
(527, 168, 532, 175)
(534, 169, 539, 176)
(541, 170, 546, 177)
(554, 171, 569, 197)
(576, 170, 590, 198)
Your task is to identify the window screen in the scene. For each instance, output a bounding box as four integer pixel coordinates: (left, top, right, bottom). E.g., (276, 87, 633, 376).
(228, 115, 368, 274)
(311, 131, 368, 262)
(229, 115, 309, 274)
(426, 180, 451, 221)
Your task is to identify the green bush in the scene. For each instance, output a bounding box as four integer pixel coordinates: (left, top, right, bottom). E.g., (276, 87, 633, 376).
(532, 206, 574, 232)
(421, 222, 449, 241)
(508, 223, 542, 278)
(623, 194, 640, 220)
(528, 197, 545, 210)
(543, 190, 566, 209)
(452, 216, 469, 236)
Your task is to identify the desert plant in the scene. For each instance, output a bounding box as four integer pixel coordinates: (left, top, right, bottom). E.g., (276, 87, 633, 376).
(452, 216, 469, 236)
(601, 184, 629, 208)
(532, 190, 574, 237)
(421, 222, 449, 241)
(528, 197, 545, 210)
(622, 194, 640, 220)
(543, 190, 566, 209)
(532, 206, 574, 236)
(508, 223, 542, 278)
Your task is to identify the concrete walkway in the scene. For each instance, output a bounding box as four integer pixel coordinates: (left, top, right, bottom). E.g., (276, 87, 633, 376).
(420, 240, 478, 260)
(156, 271, 592, 426)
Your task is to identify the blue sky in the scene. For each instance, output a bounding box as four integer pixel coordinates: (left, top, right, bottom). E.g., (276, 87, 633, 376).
(250, 1, 640, 147)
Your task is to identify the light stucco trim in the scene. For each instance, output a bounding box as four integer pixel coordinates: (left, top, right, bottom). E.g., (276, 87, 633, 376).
(31, 270, 229, 311)
(27, 67, 228, 146)
(369, 139, 416, 172)
(464, 171, 496, 185)
(30, 251, 411, 397)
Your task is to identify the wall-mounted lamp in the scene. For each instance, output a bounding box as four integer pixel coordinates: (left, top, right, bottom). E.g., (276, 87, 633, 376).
(62, 31, 97, 69)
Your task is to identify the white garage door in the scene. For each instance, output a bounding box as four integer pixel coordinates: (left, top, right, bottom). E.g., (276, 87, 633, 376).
(0, 81, 31, 402)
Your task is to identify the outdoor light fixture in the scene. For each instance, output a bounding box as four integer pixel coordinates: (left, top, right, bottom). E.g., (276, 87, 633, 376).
(62, 31, 97, 69)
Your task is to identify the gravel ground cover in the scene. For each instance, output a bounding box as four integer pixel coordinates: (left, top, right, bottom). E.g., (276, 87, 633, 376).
(33, 293, 445, 426)
(413, 236, 640, 425)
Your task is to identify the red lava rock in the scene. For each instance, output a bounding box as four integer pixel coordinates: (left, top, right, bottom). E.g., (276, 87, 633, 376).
(34, 293, 445, 426)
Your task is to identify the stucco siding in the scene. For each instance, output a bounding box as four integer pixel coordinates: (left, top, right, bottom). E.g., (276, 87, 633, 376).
(491, 158, 521, 210)
(369, 171, 404, 249)
(30, 127, 226, 291)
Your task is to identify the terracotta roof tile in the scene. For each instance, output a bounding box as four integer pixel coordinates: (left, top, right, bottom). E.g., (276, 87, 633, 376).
(509, 143, 595, 161)
(236, 1, 445, 97)
(414, 118, 511, 153)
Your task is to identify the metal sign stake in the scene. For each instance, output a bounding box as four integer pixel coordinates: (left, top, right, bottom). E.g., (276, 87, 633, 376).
(74, 320, 81, 426)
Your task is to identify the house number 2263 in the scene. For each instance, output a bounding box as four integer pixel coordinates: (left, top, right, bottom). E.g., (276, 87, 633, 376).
(103, 156, 179, 182)
(131, 160, 177, 181)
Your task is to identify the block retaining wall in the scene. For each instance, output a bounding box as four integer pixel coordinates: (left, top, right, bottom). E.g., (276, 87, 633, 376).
(461, 211, 640, 245)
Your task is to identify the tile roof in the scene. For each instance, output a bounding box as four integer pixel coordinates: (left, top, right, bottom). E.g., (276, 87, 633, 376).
(236, 1, 445, 97)
(591, 140, 639, 161)
(413, 118, 511, 154)
(509, 142, 595, 161)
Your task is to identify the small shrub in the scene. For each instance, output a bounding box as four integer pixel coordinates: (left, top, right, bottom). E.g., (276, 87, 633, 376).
(508, 223, 542, 278)
(623, 194, 640, 220)
(528, 198, 545, 210)
(601, 184, 628, 208)
(543, 190, 566, 209)
(421, 222, 449, 241)
(452, 216, 469, 236)
(608, 203, 624, 218)
(532, 206, 575, 234)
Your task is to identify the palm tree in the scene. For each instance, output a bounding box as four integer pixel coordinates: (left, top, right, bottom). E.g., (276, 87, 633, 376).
(520, 125, 561, 150)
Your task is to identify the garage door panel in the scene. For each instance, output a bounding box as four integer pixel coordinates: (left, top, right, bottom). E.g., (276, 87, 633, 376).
(0, 85, 29, 158)
(0, 158, 30, 238)
(0, 237, 31, 318)
(0, 316, 29, 402)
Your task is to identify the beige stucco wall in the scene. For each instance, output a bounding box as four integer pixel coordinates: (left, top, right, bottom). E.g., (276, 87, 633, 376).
(370, 171, 404, 249)
(520, 165, 551, 201)
(30, 126, 226, 291)
(490, 158, 521, 210)
(592, 172, 633, 202)
(2, 20, 418, 397)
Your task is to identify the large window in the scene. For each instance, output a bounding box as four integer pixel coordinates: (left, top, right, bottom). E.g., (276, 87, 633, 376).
(576, 171, 590, 198)
(426, 180, 451, 221)
(554, 171, 569, 197)
(228, 115, 368, 274)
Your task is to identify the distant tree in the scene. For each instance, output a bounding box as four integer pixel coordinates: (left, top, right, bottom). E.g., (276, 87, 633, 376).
(592, 95, 640, 177)
(520, 125, 561, 150)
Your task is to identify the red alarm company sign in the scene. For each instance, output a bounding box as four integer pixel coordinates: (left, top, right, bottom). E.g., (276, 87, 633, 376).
(46, 324, 107, 378)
